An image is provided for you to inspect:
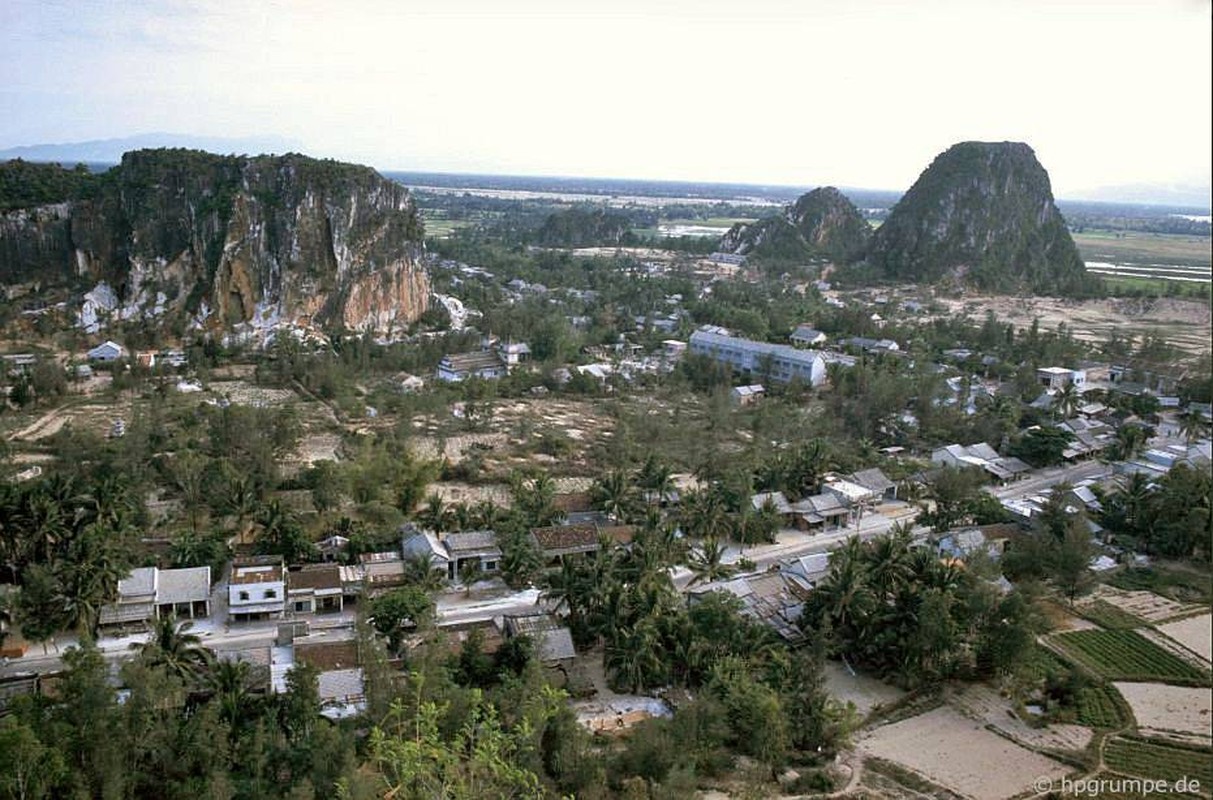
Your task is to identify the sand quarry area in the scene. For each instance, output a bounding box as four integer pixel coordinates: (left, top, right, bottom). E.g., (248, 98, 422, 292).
(1113, 682, 1213, 740)
(937, 294, 1211, 357)
(858, 706, 1071, 800)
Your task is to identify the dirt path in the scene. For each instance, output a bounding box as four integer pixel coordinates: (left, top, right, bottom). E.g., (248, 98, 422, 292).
(6, 405, 71, 441)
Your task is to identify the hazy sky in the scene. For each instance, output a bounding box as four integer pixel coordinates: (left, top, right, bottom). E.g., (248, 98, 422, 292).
(3, 0, 1211, 196)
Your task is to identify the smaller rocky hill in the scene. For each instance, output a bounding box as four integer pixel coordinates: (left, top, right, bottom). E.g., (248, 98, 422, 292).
(719, 186, 870, 262)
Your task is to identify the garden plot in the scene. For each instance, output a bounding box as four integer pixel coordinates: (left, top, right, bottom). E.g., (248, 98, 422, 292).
(1113, 683, 1213, 741)
(1049, 630, 1209, 684)
(1104, 736, 1213, 789)
(858, 706, 1071, 800)
(1093, 586, 1203, 624)
(822, 661, 906, 717)
(1137, 628, 1213, 671)
(1158, 614, 1213, 664)
(951, 684, 1094, 752)
(429, 481, 511, 507)
(294, 433, 342, 466)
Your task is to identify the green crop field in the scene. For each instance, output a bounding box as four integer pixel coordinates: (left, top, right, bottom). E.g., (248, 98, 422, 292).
(1075, 684, 1132, 729)
(1073, 230, 1212, 268)
(1080, 601, 1147, 630)
(1051, 630, 1210, 685)
(1105, 737, 1213, 789)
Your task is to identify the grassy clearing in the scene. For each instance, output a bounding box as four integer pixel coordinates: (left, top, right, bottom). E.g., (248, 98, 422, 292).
(1051, 630, 1210, 685)
(1075, 684, 1132, 729)
(1104, 736, 1213, 788)
(1073, 230, 1212, 268)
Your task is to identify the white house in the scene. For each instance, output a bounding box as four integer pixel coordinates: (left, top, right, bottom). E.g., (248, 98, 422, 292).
(99, 566, 212, 627)
(228, 556, 286, 621)
(789, 324, 827, 347)
(86, 340, 125, 362)
(499, 341, 531, 366)
(1037, 367, 1086, 391)
(689, 328, 826, 387)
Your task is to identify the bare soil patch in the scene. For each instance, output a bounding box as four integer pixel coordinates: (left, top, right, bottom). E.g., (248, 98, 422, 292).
(822, 661, 906, 717)
(858, 706, 1071, 800)
(207, 381, 297, 407)
(935, 294, 1211, 358)
(950, 684, 1094, 753)
(1158, 614, 1213, 664)
(1113, 682, 1213, 741)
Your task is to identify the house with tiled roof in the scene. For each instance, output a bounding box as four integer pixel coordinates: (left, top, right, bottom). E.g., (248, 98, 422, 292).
(529, 523, 601, 563)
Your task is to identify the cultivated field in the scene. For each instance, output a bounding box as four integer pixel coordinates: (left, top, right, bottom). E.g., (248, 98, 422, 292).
(1076, 684, 1133, 729)
(1094, 587, 1205, 624)
(1158, 614, 1213, 663)
(858, 706, 1071, 800)
(822, 661, 906, 717)
(952, 684, 1094, 752)
(1103, 735, 1213, 788)
(1073, 231, 1212, 269)
(1113, 682, 1213, 740)
(1050, 630, 1210, 684)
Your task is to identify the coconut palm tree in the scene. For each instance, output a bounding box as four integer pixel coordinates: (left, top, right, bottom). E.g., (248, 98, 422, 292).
(134, 615, 214, 684)
(1055, 382, 1082, 420)
(686, 536, 735, 587)
(1178, 410, 1211, 445)
(591, 469, 639, 523)
(606, 616, 666, 693)
(204, 658, 264, 728)
(417, 493, 450, 533)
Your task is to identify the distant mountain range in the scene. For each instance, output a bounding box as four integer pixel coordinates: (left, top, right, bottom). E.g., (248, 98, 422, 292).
(2, 135, 1208, 213)
(0, 133, 301, 165)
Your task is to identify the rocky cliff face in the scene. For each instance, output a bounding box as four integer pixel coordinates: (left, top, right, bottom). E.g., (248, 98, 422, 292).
(0, 150, 430, 338)
(866, 141, 1098, 295)
(719, 186, 870, 262)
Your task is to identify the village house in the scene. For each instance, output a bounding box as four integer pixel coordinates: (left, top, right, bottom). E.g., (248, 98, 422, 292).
(530, 523, 601, 564)
(730, 384, 765, 407)
(228, 556, 286, 621)
(436, 350, 508, 382)
(687, 571, 804, 643)
(1037, 366, 1087, 391)
(502, 613, 577, 670)
(99, 566, 212, 628)
(442, 530, 502, 581)
(86, 340, 125, 362)
(931, 442, 1031, 484)
(286, 564, 345, 615)
(848, 468, 898, 501)
(789, 324, 827, 347)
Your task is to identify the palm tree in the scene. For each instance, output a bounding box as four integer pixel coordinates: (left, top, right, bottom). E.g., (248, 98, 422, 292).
(1178, 410, 1210, 445)
(134, 615, 214, 684)
(606, 616, 666, 693)
(223, 474, 259, 542)
(417, 493, 450, 533)
(592, 469, 639, 523)
(1112, 424, 1148, 461)
(686, 536, 736, 587)
(636, 455, 675, 506)
(1055, 382, 1081, 420)
(204, 658, 264, 728)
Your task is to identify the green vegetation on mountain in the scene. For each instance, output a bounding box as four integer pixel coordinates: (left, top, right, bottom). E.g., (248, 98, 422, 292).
(719, 186, 870, 263)
(0, 159, 99, 211)
(866, 141, 1103, 297)
(533, 206, 637, 247)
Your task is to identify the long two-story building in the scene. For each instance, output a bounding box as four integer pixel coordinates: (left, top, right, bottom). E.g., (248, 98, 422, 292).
(688, 328, 826, 386)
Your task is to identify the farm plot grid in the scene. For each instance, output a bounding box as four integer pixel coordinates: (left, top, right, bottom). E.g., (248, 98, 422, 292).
(1051, 630, 1212, 685)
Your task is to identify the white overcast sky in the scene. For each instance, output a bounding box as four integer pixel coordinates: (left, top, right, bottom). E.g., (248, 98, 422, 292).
(2, 0, 1210, 196)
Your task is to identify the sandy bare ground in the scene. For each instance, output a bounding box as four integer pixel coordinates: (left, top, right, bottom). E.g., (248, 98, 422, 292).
(429, 481, 512, 507)
(858, 706, 1071, 800)
(293, 433, 342, 466)
(1090, 586, 1202, 624)
(951, 684, 1094, 753)
(207, 381, 297, 407)
(410, 433, 508, 463)
(822, 661, 906, 717)
(1157, 614, 1213, 664)
(1113, 682, 1213, 741)
(936, 294, 1212, 357)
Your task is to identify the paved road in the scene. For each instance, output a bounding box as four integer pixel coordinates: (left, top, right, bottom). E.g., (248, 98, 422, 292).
(988, 460, 1112, 501)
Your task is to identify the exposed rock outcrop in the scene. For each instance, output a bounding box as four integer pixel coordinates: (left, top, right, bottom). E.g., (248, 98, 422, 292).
(866, 141, 1098, 295)
(719, 186, 870, 263)
(0, 150, 430, 337)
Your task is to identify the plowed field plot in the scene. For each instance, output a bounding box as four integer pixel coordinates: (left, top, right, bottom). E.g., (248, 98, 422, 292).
(1158, 614, 1213, 663)
(1050, 630, 1211, 684)
(858, 707, 1070, 800)
(1113, 683, 1213, 740)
